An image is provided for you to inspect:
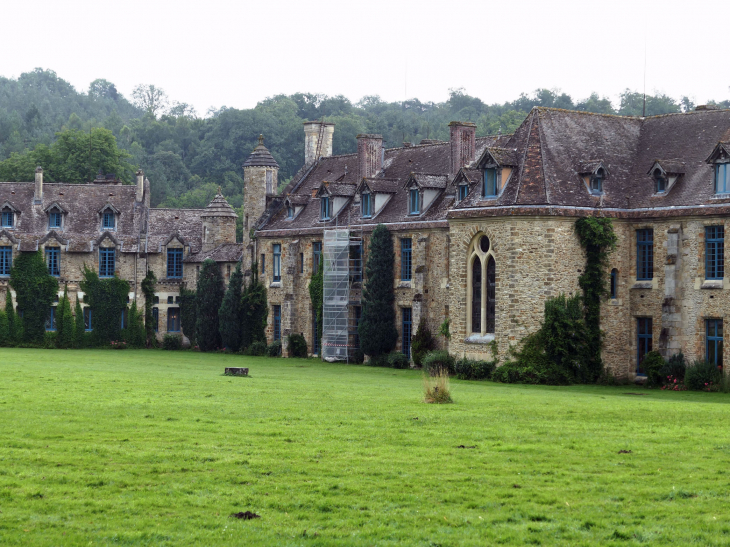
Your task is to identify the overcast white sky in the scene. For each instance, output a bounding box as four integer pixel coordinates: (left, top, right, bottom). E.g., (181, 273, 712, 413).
(4, 0, 729, 114)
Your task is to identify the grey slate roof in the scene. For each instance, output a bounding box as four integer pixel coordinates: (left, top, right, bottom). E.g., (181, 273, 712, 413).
(242, 136, 280, 168)
(184, 243, 243, 263)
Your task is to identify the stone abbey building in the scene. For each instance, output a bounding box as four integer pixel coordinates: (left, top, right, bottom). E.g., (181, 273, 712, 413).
(3, 106, 730, 379)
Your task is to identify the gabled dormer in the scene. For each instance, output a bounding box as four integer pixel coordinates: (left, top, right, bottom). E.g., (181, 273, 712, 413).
(1, 201, 18, 228)
(403, 173, 448, 216)
(99, 203, 120, 231)
(355, 178, 398, 219)
(315, 182, 356, 221)
(474, 147, 518, 198)
(283, 194, 308, 221)
(706, 142, 730, 195)
(576, 160, 610, 195)
(647, 160, 684, 195)
(451, 169, 482, 203)
(44, 202, 67, 230)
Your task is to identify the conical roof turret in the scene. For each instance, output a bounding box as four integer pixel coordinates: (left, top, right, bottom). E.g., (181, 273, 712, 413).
(242, 135, 280, 168)
(202, 188, 238, 218)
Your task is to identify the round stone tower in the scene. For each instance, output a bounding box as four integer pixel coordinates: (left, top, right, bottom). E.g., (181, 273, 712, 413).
(242, 135, 279, 260)
(201, 190, 238, 253)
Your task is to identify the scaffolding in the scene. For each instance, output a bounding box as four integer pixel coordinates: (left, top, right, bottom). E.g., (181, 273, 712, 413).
(322, 228, 363, 361)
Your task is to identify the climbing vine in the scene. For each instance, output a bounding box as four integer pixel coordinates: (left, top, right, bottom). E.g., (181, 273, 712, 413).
(79, 265, 130, 346)
(141, 270, 157, 347)
(574, 216, 618, 382)
(9, 250, 58, 343)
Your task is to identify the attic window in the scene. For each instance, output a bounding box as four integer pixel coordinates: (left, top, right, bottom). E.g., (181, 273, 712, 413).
(320, 196, 330, 221)
(590, 168, 605, 194)
(361, 192, 372, 218)
(458, 184, 469, 201)
(1, 207, 13, 228)
(654, 169, 667, 193)
(102, 210, 115, 231)
(287, 205, 294, 219)
(48, 207, 62, 229)
(483, 168, 497, 197)
(715, 163, 730, 195)
(409, 188, 420, 215)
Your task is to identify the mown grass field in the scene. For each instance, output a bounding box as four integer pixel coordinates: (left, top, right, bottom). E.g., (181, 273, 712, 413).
(1, 349, 730, 546)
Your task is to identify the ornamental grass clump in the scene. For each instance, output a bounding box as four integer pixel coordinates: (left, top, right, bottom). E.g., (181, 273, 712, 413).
(423, 369, 453, 404)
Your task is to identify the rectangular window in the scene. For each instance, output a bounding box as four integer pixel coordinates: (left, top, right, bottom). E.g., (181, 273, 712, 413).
(46, 307, 56, 331)
(99, 248, 115, 277)
(320, 196, 330, 220)
(361, 193, 372, 217)
(300, 252, 304, 274)
(636, 229, 654, 281)
(152, 307, 159, 332)
(167, 307, 181, 332)
(459, 184, 469, 201)
(103, 211, 115, 230)
(409, 189, 419, 214)
(273, 305, 281, 341)
(706, 226, 724, 280)
(610, 269, 617, 299)
(401, 238, 412, 281)
(49, 211, 62, 229)
(273, 244, 281, 282)
(484, 168, 497, 197)
(637, 317, 653, 375)
(715, 163, 730, 194)
(402, 307, 412, 358)
(84, 308, 92, 331)
(1, 210, 13, 228)
(313, 242, 322, 273)
(350, 241, 362, 283)
(706, 319, 723, 369)
(45, 247, 60, 277)
(167, 248, 183, 278)
(260, 253, 265, 274)
(0, 246, 12, 276)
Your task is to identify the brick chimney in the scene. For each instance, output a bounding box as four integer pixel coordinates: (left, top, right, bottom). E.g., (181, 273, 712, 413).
(357, 134, 383, 179)
(34, 166, 43, 203)
(449, 121, 476, 174)
(136, 169, 145, 202)
(303, 121, 335, 164)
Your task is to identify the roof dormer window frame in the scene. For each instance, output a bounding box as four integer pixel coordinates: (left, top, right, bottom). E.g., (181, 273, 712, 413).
(1, 206, 14, 228)
(458, 183, 469, 202)
(320, 195, 331, 221)
(715, 161, 730, 195)
(361, 191, 372, 218)
(590, 167, 605, 195)
(48, 206, 63, 230)
(483, 166, 498, 198)
(653, 167, 668, 194)
(101, 206, 116, 231)
(408, 187, 420, 215)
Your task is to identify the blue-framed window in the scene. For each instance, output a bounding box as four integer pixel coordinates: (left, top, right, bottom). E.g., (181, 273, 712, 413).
(610, 268, 618, 299)
(273, 305, 281, 341)
(402, 307, 412, 358)
(0, 246, 12, 276)
(636, 229, 653, 280)
(590, 169, 604, 194)
(458, 184, 469, 201)
(654, 169, 667, 193)
(273, 244, 281, 282)
(401, 238, 412, 281)
(637, 317, 652, 375)
(706, 319, 723, 369)
(84, 308, 93, 331)
(409, 189, 419, 214)
(1, 208, 13, 228)
(361, 193, 372, 218)
(167, 307, 180, 332)
(287, 205, 294, 219)
(46, 247, 60, 277)
(49, 210, 62, 229)
(312, 308, 319, 355)
(152, 307, 159, 332)
(715, 163, 730, 194)
(45, 307, 56, 331)
(350, 241, 362, 283)
(167, 248, 183, 278)
(484, 168, 497, 197)
(99, 248, 115, 277)
(313, 241, 322, 273)
(706, 226, 724, 280)
(102, 210, 115, 230)
(320, 196, 330, 220)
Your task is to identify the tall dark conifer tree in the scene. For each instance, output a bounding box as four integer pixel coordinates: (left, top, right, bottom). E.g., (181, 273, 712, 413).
(219, 262, 244, 351)
(241, 262, 268, 349)
(195, 259, 225, 351)
(359, 224, 398, 357)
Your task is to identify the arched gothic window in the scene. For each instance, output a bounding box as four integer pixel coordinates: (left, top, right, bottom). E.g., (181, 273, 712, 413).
(468, 234, 496, 335)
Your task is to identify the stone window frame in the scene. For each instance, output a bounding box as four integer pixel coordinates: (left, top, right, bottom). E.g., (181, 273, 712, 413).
(466, 232, 496, 338)
(48, 206, 64, 230)
(1, 206, 15, 228)
(714, 161, 730, 195)
(705, 225, 725, 281)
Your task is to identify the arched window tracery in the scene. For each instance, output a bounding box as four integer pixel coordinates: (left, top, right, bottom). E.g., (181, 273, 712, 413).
(467, 234, 496, 336)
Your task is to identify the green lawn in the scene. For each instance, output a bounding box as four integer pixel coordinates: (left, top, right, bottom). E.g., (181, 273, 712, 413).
(1, 350, 730, 546)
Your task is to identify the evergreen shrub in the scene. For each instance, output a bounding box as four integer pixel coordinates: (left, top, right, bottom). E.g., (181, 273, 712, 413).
(0, 310, 9, 346)
(241, 263, 268, 349)
(5, 295, 21, 345)
(266, 340, 282, 357)
(387, 351, 410, 369)
(219, 263, 244, 352)
(56, 286, 74, 348)
(422, 350, 456, 376)
(73, 299, 85, 348)
(79, 266, 129, 346)
(141, 270, 157, 348)
(662, 353, 687, 381)
(245, 340, 267, 356)
(411, 317, 436, 367)
(43, 331, 57, 349)
(642, 351, 666, 387)
(195, 259, 225, 351)
(10, 250, 58, 344)
(454, 357, 496, 380)
(162, 333, 183, 350)
(685, 360, 722, 391)
(287, 333, 307, 358)
(308, 260, 323, 353)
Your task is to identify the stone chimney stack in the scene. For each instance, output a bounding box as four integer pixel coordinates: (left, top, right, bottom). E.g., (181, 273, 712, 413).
(34, 166, 43, 203)
(357, 134, 383, 179)
(449, 121, 477, 174)
(136, 169, 145, 202)
(303, 121, 335, 165)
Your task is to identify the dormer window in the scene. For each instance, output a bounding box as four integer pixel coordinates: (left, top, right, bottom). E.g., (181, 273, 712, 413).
(590, 168, 605, 194)
(654, 168, 667, 193)
(48, 207, 62, 229)
(483, 168, 497, 197)
(320, 196, 330, 220)
(286, 205, 294, 219)
(361, 192, 372, 218)
(409, 188, 420, 215)
(458, 184, 469, 201)
(102, 210, 115, 230)
(1, 207, 13, 228)
(715, 163, 730, 194)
